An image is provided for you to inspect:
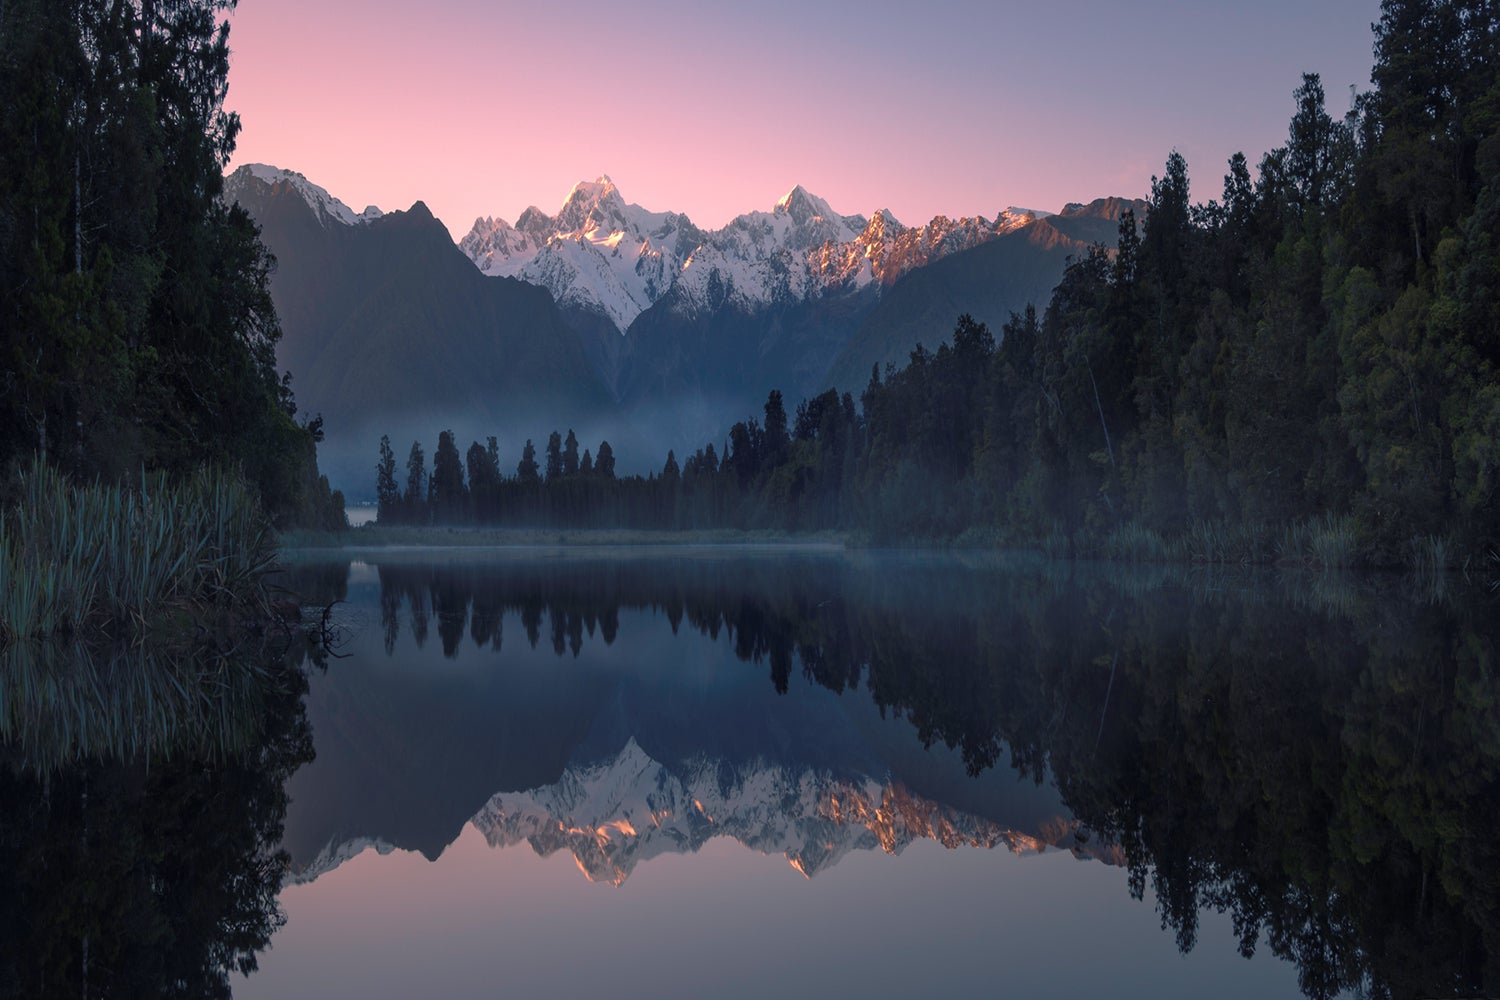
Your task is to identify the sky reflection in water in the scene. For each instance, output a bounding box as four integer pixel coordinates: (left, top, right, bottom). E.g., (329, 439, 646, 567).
(232, 549, 1497, 999)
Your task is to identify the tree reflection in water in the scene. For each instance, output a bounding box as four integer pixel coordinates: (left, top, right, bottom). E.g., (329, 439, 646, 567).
(351, 553, 1498, 999)
(0, 638, 317, 999)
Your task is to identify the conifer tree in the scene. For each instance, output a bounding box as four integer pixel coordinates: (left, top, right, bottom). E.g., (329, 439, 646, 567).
(429, 429, 466, 523)
(517, 440, 540, 483)
(376, 435, 401, 524)
(404, 441, 428, 523)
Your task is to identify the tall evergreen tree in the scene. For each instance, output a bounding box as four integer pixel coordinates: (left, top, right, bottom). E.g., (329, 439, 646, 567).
(517, 439, 540, 483)
(404, 440, 427, 523)
(763, 391, 790, 468)
(429, 429, 466, 523)
(376, 434, 400, 524)
(562, 429, 579, 477)
(544, 431, 563, 481)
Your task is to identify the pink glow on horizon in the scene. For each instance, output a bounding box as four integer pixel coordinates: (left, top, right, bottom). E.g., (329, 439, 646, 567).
(224, 0, 1380, 238)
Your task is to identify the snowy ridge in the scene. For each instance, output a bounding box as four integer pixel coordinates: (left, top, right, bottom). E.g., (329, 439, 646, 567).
(226, 164, 382, 229)
(459, 176, 704, 333)
(286, 834, 400, 885)
(458, 178, 1062, 332)
(457, 739, 1123, 886)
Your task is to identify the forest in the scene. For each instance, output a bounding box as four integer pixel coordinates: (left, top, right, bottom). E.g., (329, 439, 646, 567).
(380, 3, 1499, 568)
(0, 0, 344, 531)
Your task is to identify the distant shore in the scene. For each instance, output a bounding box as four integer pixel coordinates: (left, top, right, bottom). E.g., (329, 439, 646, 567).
(276, 525, 849, 551)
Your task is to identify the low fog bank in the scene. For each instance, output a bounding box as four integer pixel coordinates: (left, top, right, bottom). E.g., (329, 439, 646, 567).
(315, 382, 843, 502)
(319, 407, 696, 502)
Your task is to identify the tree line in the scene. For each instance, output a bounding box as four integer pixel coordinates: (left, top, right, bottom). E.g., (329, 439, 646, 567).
(376, 2, 1498, 565)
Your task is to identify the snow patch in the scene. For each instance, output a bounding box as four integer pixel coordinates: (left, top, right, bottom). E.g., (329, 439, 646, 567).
(227, 163, 379, 229)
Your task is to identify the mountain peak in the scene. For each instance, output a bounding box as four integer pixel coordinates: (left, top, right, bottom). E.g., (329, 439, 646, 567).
(566, 175, 617, 201)
(226, 163, 377, 229)
(775, 183, 810, 210)
(774, 184, 837, 226)
(862, 208, 906, 237)
(557, 175, 629, 235)
(1059, 197, 1143, 221)
(515, 206, 554, 236)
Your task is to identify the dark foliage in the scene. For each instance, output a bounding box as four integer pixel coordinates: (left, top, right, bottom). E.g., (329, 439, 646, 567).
(0, 0, 342, 527)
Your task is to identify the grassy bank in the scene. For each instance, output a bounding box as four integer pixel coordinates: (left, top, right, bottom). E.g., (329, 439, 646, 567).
(0, 465, 276, 643)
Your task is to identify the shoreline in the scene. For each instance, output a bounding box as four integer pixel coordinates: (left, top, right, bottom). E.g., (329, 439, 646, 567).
(277, 525, 850, 551)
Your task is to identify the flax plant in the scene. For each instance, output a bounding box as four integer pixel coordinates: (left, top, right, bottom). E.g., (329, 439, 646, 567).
(0, 464, 276, 643)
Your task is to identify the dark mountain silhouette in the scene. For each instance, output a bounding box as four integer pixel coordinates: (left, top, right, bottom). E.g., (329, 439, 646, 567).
(226, 167, 616, 496)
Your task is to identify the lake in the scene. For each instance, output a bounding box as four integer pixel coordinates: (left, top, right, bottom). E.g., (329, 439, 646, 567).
(2, 547, 1496, 998)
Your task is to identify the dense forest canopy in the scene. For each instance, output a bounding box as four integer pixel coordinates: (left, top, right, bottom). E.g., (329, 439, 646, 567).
(378, 1, 1500, 566)
(0, 0, 342, 528)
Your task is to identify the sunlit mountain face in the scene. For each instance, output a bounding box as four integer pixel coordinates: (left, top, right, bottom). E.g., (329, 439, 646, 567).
(455, 173, 1054, 336)
(264, 550, 1500, 1000)
(467, 743, 1122, 887)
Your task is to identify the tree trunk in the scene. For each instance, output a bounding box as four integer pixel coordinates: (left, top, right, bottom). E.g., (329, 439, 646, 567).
(1085, 356, 1116, 470)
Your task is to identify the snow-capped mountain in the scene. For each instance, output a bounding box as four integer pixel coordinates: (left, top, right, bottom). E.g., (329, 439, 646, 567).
(227, 164, 383, 228)
(290, 738, 1121, 888)
(460, 176, 705, 334)
(223, 161, 1136, 486)
(457, 177, 1052, 334)
(290, 835, 400, 886)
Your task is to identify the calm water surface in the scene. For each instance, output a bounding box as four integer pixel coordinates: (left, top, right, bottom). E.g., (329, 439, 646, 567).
(2, 548, 1496, 998)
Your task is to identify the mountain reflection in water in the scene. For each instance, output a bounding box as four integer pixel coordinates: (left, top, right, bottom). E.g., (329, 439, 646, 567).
(272, 549, 1498, 1000)
(2, 550, 1495, 999)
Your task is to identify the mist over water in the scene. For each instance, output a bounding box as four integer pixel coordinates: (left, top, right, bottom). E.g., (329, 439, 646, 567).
(247, 549, 1499, 999)
(3, 548, 1493, 996)
(322, 389, 805, 500)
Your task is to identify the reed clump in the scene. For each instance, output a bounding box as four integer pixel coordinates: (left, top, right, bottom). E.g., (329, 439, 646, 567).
(1275, 514, 1360, 569)
(0, 464, 276, 644)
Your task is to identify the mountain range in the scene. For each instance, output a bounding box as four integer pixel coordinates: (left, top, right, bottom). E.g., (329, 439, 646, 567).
(224, 165, 1142, 495)
(290, 738, 1122, 888)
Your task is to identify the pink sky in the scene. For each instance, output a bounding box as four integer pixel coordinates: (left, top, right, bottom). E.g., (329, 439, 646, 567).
(225, 0, 1381, 238)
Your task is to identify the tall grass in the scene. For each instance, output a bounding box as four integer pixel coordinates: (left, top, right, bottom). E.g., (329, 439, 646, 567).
(1094, 519, 1272, 565)
(1275, 514, 1360, 569)
(0, 464, 276, 643)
